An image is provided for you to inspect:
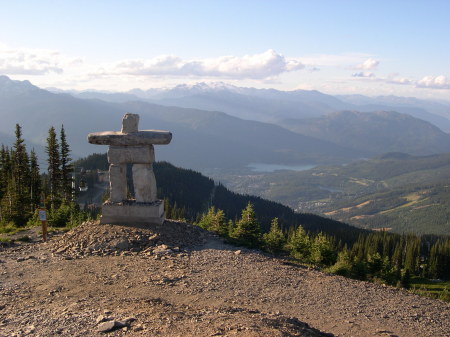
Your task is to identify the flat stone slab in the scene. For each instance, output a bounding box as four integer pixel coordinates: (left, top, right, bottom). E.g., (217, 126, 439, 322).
(100, 201, 165, 225)
(88, 130, 172, 146)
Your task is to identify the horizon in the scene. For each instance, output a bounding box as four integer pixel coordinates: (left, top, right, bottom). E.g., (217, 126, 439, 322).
(0, 1, 449, 100)
(4, 75, 450, 104)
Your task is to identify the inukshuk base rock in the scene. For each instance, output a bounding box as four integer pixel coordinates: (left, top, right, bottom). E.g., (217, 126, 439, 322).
(88, 113, 172, 225)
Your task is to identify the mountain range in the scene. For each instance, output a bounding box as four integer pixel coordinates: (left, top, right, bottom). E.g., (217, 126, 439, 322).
(279, 110, 450, 155)
(0, 76, 359, 169)
(68, 81, 450, 132)
(1, 75, 450, 171)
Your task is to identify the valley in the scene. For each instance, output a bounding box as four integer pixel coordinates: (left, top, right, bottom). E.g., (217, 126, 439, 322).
(206, 152, 450, 235)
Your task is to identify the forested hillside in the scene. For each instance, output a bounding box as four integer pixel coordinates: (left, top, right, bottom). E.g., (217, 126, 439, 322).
(207, 152, 450, 235)
(73, 154, 450, 291)
(75, 153, 364, 241)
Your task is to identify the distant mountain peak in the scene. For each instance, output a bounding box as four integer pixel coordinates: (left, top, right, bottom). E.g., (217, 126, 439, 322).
(169, 82, 242, 95)
(0, 75, 40, 95)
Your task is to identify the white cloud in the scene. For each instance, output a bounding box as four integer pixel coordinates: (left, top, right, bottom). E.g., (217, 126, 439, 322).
(350, 71, 450, 91)
(352, 71, 375, 78)
(0, 45, 69, 75)
(417, 75, 450, 89)
(2, 43, 448, 99)
(356, 58, 380, 70)
(97, 50, 305, 80)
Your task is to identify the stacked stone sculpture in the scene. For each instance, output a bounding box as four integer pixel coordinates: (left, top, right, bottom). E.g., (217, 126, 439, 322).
(88, 113, 172, 224)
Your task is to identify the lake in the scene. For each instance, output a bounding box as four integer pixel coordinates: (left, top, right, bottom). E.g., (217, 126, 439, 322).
(247, 163, 316, 173)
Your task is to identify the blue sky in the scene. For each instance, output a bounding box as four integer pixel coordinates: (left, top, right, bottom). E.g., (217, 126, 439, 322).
(1, 0, 449, 99)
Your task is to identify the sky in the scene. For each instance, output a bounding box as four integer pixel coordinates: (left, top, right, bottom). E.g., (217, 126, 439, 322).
(0, 0, 449, 99)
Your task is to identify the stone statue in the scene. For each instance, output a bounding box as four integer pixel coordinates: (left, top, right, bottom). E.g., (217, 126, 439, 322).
(88, 113, 172, 224)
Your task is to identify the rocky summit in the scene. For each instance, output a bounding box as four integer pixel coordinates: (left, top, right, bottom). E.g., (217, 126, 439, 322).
(0, 220, 449, 337)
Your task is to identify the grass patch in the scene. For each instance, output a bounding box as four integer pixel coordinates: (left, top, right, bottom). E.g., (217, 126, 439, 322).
(410, 277, 450, 302)
(0, 222, 22, 235)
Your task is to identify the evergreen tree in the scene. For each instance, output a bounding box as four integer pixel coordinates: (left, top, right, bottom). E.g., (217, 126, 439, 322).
(211, 208, 228, 237)
(59, 125, 73, 202)
(400, 268, 411, 289)
(0, 146, 11, 223)
(46, 126, 60, 208)
(0, 145, 11, 199)
(197, 207, 229, 237)
(328, 246, 353, 277)
(286, 225, 311, 261)
(12, 124, 30, 208)
(227, 219, 235, 237)
(29, 149, 41, 210)
(263, 217, 286, 254)
(197, 206, 216, 230)
(367, 252, 384, 277)
(232, 202, 261, 247)
(392, 239, 405, 270)
(311, 232, 336, 266)
(1, 176, 18, 222)
(404, 236, 420, 274)
(427, 238, 450, 279)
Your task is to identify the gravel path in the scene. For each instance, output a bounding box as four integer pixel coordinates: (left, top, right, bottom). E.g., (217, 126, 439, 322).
(0, 220, 449, 337)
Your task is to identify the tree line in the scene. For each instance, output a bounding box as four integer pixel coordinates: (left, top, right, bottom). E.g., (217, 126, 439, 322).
(0, 124, 90, 231)
(195, 204, 450, 293)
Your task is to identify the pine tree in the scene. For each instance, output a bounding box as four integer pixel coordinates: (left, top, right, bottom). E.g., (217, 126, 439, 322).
(400, 268, 411, 289)
(0, 146, 12, 223)
(59, 125, 73, 202)
(1, 176, 18, 222)
(0, 145, 11, 199)
(227, 219, 235, 237)
(211, 208, 228, 236)
(263, 217, 286, 254)
(46, 126, 60, 208)
(12, 124, 30, 207)
(286, 225, 311, 261)
(198, 206, 216, 230)
(329, 246, 353, 277)
(232, 202, 261, 247)
(404, 236, 420, 274)
(29, 149, 41, 210)
(311, 232, 336, 266)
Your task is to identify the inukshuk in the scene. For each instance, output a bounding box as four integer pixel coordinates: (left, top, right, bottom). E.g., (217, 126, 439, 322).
(88, 113, 172, 225)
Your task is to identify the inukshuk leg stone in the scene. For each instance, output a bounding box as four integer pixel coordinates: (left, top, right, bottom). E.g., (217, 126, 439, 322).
(88, 113, 172, 225)
(132, 163, 157, 202)
(109, 163, 127, 202)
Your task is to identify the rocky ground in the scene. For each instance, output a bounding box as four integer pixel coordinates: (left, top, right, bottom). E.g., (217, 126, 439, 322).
(0, 220, 449, 337)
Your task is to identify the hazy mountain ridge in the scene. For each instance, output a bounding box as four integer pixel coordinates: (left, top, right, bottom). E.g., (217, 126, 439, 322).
(337, 94, 450, 119)
(337, 94, 450, 132)
(0, 76, 360, 169)
(279, 110, 450, 155)
(3, 76, 450, 170)
(63, 81, 450, 133)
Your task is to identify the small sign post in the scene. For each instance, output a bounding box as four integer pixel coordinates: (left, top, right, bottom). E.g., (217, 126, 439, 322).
(39, 209, 47, 242)
(39, 195, 48, 242)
